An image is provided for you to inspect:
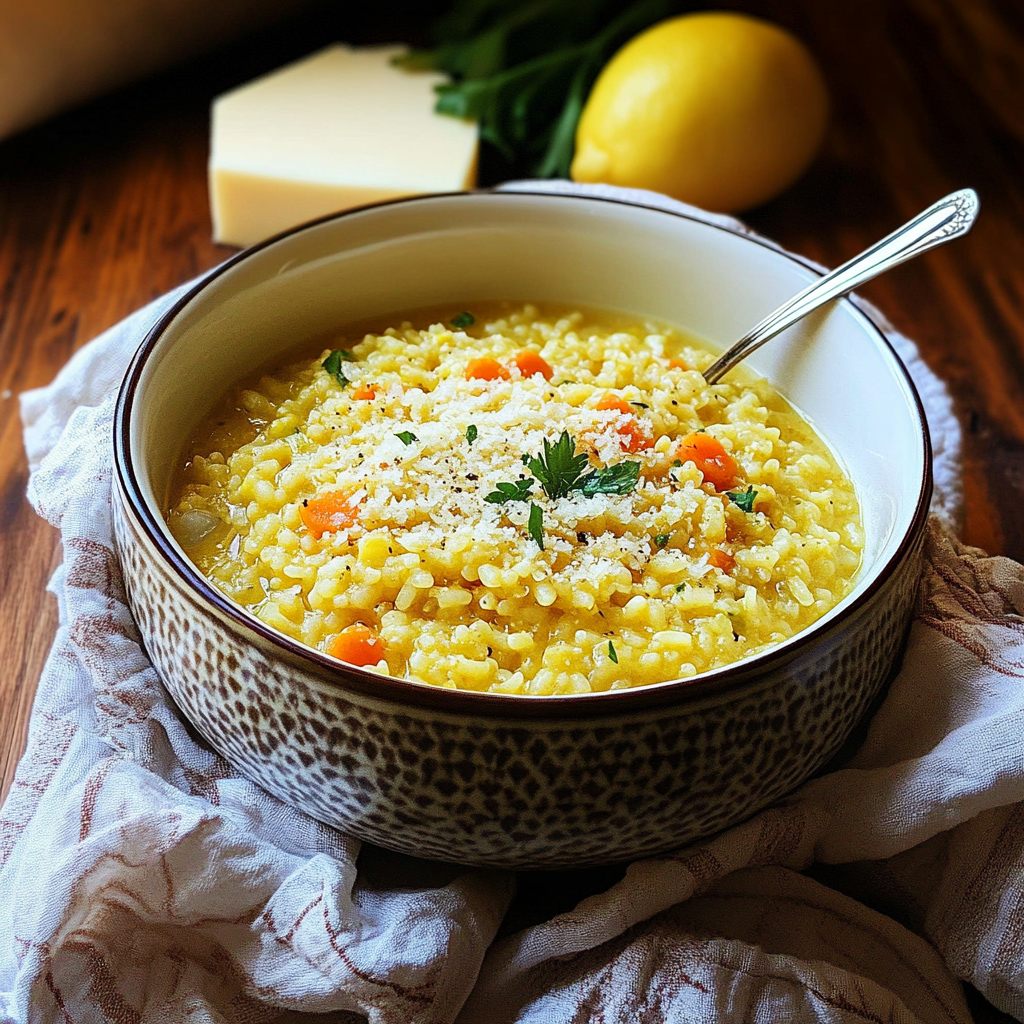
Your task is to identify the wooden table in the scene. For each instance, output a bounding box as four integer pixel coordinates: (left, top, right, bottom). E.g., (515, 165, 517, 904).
(1, 1, 1022, 1016)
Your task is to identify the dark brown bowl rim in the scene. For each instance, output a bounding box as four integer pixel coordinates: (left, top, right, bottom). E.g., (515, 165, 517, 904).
(113, 188, 933, 720)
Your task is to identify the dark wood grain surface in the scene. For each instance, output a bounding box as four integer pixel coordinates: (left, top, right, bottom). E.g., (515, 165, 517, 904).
(1, 2, 1022, 1017)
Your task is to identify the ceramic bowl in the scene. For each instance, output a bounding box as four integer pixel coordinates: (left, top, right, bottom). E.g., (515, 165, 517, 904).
(112, 190, 931, 869)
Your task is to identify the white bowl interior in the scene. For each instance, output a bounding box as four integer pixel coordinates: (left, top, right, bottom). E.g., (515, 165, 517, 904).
(131, 192, 926, 656)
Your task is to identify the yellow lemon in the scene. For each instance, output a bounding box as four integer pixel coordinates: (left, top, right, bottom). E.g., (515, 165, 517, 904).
(572, 12, 829, 212)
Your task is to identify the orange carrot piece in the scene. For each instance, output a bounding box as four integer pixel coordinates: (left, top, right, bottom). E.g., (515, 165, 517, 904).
(352, 383, 377, 400)
(708, 548, 736, 572)
(669, 358, 689, 370)
(596, 393, 634, 415)
(677, 432, 738, 491)
(300, 491, 359, 538)
(513, 350, 554, 380)
(465, 357, 510, 381)
(596, 393, 652, 451)
(329, 623, 385, 666)
(616, 419, 654, 453)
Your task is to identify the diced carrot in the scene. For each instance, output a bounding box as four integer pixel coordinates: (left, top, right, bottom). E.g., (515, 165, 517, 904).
(596, 393, 634, 415)
(300, 491, 359, 538)
(669, 358, 689, 370)
(677, 432, 738, 491)
(616, 419, 654, 452)
(352, 383, 377, 401)
(596, 393, 652, 451)
(329, 623, 385, 667)
(465, 357, 510, 381)
(708, 548, 736, 572)
(513, 350, 554, 380)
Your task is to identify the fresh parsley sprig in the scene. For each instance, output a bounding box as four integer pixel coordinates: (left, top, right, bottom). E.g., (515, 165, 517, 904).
(485, 479, 534, 503)
(579, 460, 641, 496)
(398, 0, 680, 178)
(527, 430, 591, 499)
(525, 430, 641, 499)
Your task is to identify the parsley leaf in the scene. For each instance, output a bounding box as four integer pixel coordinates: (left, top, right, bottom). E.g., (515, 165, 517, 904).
(451, 311, 475, 329)
(527, 430, 591, 499)
(608, 640, 618, 664)
(395, 431, 419, 445)
(578, 460, 641, 497)
(339, 348, 356, 360)
(398, 0, 677, 179)
(321, 350, 351, 388)
(485, 479, 534, 503)
(466, 424, 478, 444)
(654, 534, 670, 549)
(528, 502, 544, 549)
(726, 485, 758, 513)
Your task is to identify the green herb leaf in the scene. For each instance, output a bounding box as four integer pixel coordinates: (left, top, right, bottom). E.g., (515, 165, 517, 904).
(726, 485, 758, 513)
(466, 424, 478, 444)
(654, 534, 670, 549)
(339, 348, 356, 360)
(579, 460, 641, 497)
(485, 479, 534, 503)
(608, 640, 618, 664)
(522, 453, 531, 465)
(528, 502, 544, 549)
(675, 582, 687, 593)
(528, 430, 591, 499)
(322, 350, 351, 388)
(451, 311, 475, 329)
(672, 459, 683, 467)
(405, 0, 678, 178)
(395, 431, 419, 446)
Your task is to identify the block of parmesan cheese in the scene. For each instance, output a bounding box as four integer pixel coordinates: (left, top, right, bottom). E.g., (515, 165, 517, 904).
(209, 45, 478, 248)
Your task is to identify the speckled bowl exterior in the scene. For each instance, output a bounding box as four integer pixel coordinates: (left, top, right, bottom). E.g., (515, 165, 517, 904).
(113, 191, 933, 869)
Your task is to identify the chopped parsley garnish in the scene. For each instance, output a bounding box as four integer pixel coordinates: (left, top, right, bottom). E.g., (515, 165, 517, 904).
(394, 431, 419, 445)
(485, 479, 534, 503)
(726, 485, 758, 513)
(451, 311, 475, 329)
(522, 430, 642, 500)
(608, 641, 618, 664)
(321, 350, 351, 388)
(466, 424, 478, 445)
(528, 502, 544, 549)
(339, 348, 356, 360)
(579, 460, 641, 497)
(672, 459, 683, 468)
(675, 582, 687, 593)
(527, 430, 591, 499)
(654, 534, 670, 549)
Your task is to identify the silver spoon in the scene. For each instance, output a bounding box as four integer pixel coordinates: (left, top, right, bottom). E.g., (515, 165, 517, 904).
(703, 188, 979, 384)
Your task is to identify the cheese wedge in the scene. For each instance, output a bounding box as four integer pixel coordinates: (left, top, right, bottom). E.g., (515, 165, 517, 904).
(209, 45, 479, 248)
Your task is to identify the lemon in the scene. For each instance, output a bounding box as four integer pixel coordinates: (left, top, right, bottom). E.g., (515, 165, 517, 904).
(571, 12, 829, 212)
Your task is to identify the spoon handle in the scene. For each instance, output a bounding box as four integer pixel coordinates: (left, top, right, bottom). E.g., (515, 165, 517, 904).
(703, 188, 979, 384)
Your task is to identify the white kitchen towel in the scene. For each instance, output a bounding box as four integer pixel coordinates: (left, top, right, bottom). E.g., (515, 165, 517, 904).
(6, 183, 1024, 1024)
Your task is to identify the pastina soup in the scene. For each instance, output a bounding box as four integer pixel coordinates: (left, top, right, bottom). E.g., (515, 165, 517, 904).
(167, 303, 862, 695)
